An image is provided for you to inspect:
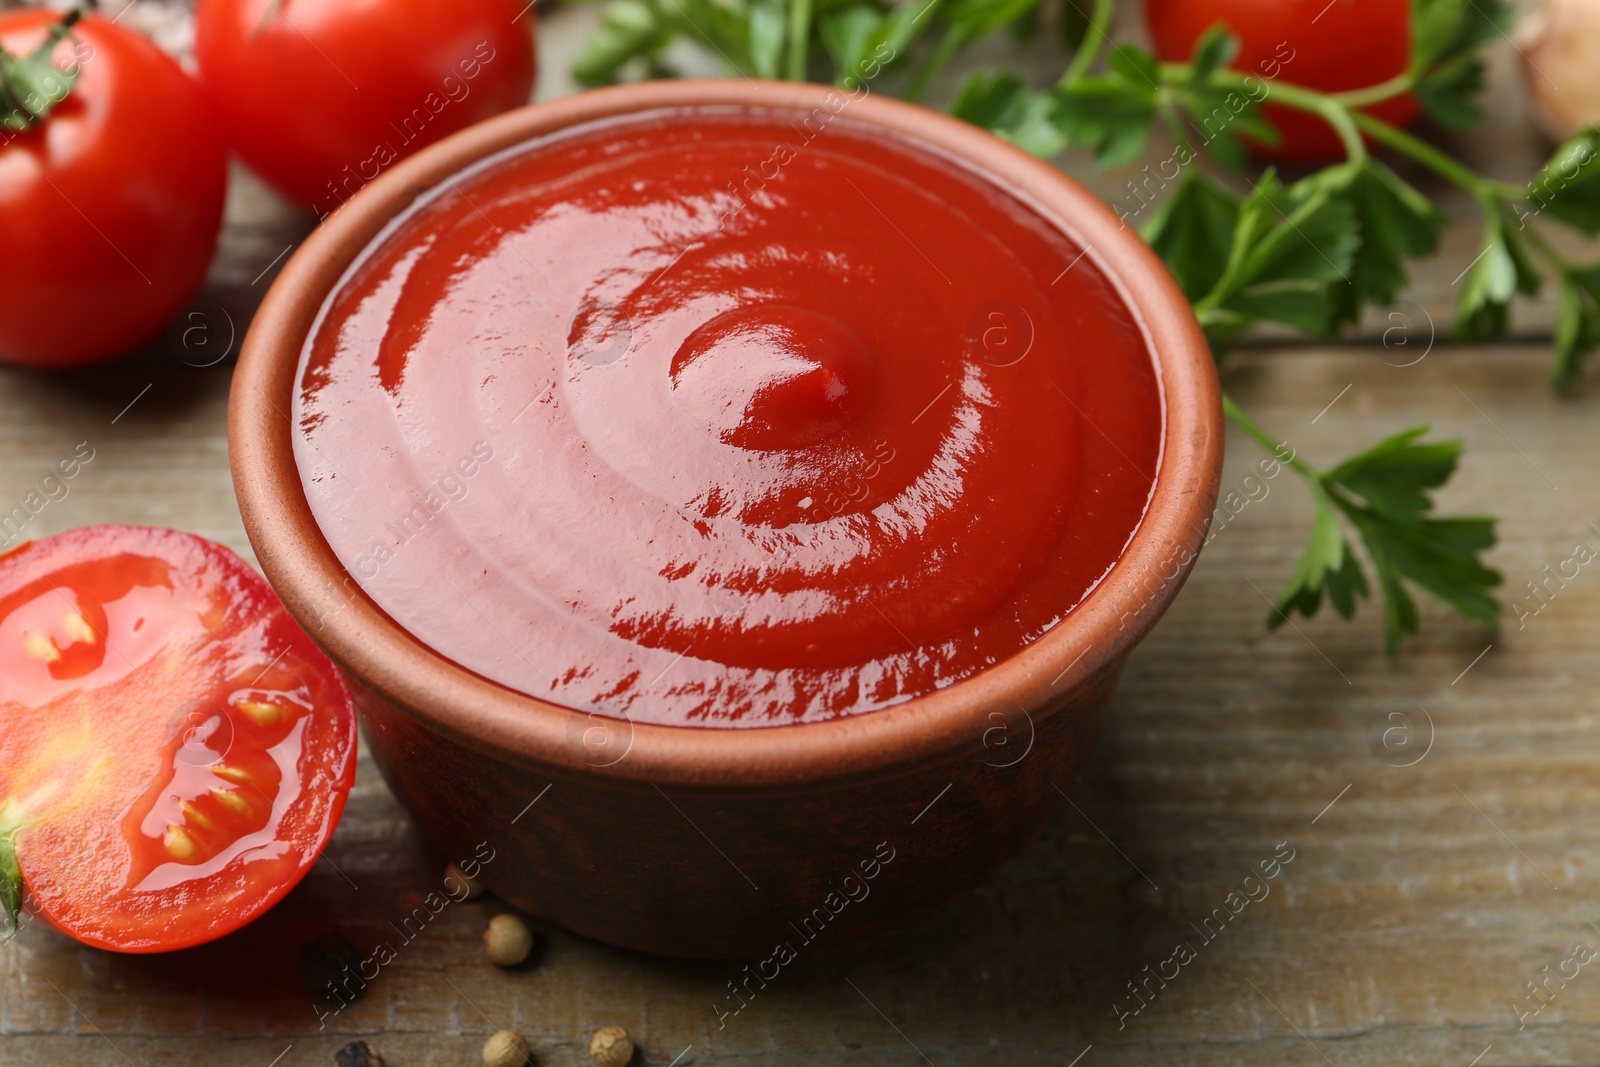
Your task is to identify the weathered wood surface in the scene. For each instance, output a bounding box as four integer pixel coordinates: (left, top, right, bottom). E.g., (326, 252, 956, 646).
(3, 8, 1600, 1067)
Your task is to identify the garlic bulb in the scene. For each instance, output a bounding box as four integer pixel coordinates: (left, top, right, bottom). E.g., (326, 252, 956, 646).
(1520, 0, 1600, 140)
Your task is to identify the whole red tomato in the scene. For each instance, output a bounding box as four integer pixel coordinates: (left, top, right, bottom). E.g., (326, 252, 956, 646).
(195, 0, 536, 217)
(1144, 0, 1420, 162)
(0, 10, 227, 368)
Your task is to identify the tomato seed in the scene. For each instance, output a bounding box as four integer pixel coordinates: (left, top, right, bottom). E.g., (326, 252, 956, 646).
(210, 787, 250, 815)
(163, 824, 196, 860)
(22, 632, 59, 662)
(62, 611, 96, 644)
(235, 700, 284, 727)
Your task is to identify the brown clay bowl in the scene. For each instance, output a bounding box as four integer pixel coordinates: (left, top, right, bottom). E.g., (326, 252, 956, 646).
(229, 80, 1222, 960)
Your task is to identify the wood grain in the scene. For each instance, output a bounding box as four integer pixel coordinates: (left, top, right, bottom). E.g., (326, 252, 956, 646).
(6, 341, 1595, 1067)
(2, 7, 1599, 1067)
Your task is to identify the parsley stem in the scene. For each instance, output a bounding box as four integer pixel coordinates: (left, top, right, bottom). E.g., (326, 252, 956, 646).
(786, 0, 810, 82)
(1167, 66, 1366, 163)
(1157, 100, 1195, 160)
(903, 24, 964, 103)
(1231, 75, 1365, 163)
(1327, 72, 1412, 109)
(1060, 0, 1113, 87)
(1349, 111, 1496, 198)
(1221, 393, 1318, 479)
(1514, 210, 1572, 275)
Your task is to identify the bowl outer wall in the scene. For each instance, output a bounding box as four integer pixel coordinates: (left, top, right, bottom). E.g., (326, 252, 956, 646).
(227, 79, 1223, 793)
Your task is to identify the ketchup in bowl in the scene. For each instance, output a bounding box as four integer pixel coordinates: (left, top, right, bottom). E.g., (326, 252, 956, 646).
(294, 107, 1164, 728)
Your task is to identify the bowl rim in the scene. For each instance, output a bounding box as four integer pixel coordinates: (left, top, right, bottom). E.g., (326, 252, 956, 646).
(229, 79, 1222, 789)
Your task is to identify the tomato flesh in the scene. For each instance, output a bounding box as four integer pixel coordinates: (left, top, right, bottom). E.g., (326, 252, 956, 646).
(0, 526, 357, 953)
(1144, 0, 1420, 162)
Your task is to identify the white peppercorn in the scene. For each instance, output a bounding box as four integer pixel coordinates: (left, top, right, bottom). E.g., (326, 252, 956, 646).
(589, 1025, 633, 1067)
(482, 1029, 529, 1067)
(484, 913, 534, 967)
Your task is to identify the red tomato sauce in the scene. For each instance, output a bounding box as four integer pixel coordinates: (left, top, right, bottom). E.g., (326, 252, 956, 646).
(294, 108, 1165, 727)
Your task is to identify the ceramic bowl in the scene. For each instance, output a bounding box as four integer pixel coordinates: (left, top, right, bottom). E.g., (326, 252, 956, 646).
(229, 80, 1222, 959)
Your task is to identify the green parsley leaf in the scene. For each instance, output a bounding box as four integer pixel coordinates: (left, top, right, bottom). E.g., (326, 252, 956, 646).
(1107, 43, 1158, 87)
(949, 69, 1067, 157)
(950, 66, 1029, 125)
(1456, 205, 1541, 341)
(1168, 26, 1279, 161)
(1051, 75, 1156, 166)
(1410, 0, 1511, 130)
(1520, 131, 1600, 237)
(864, 0, 944, 69)
(1141, 169, 1240, 302)
(1553, 263, 1600, 392)
(1269, 481, 1368, 624)
(1324, 425, 1461, 521)
(1268, 425, 1501, 653)
(1222, 280, 1344, 334)
(571, 0, 673, 86)
(1198, 168, 1360, 344)
(819, 4, 886, 78)
(1335, 505, 1500, 652)
(946, 0, 1044, 41)
(1332, 159, 1446, 325)
(1185, 24, 1238, 85)
(748, 0, 788, 78)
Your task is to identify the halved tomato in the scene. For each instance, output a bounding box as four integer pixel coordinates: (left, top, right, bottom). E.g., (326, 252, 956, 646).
(0, 525, 357, 953)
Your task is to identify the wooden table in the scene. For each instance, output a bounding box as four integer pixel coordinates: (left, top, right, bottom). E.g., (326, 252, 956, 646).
(3, 8, 1598, 1066)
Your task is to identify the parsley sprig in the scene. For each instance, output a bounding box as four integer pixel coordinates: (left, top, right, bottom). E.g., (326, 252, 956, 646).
(958, 0, 1600, 388)
(561, 0, 1575, 650)
(1224, 397, 1499, 652)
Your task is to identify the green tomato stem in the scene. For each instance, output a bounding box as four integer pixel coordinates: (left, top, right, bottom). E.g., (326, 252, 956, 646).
(0, 7, 85, 135)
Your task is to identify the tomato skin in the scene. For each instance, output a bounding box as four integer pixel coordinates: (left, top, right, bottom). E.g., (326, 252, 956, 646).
(1144, 0, 1420, 162)
(194, 0, 536, 217)
(0, 526, 358, 953)
(0, 12, 228, 368)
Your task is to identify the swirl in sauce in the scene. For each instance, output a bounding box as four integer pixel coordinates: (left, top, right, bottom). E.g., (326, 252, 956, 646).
(295, 108, 1164, 727)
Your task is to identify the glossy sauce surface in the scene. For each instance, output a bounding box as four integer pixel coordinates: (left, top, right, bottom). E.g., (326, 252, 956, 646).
(295, 107, 1164, 727)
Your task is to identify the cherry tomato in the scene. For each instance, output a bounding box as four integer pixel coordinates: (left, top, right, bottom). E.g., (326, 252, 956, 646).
(195, 0, 537, 217)
(1144, 0, 1420, 162)
(0, 526, 357, 953)
(0, 11, 227, 368)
